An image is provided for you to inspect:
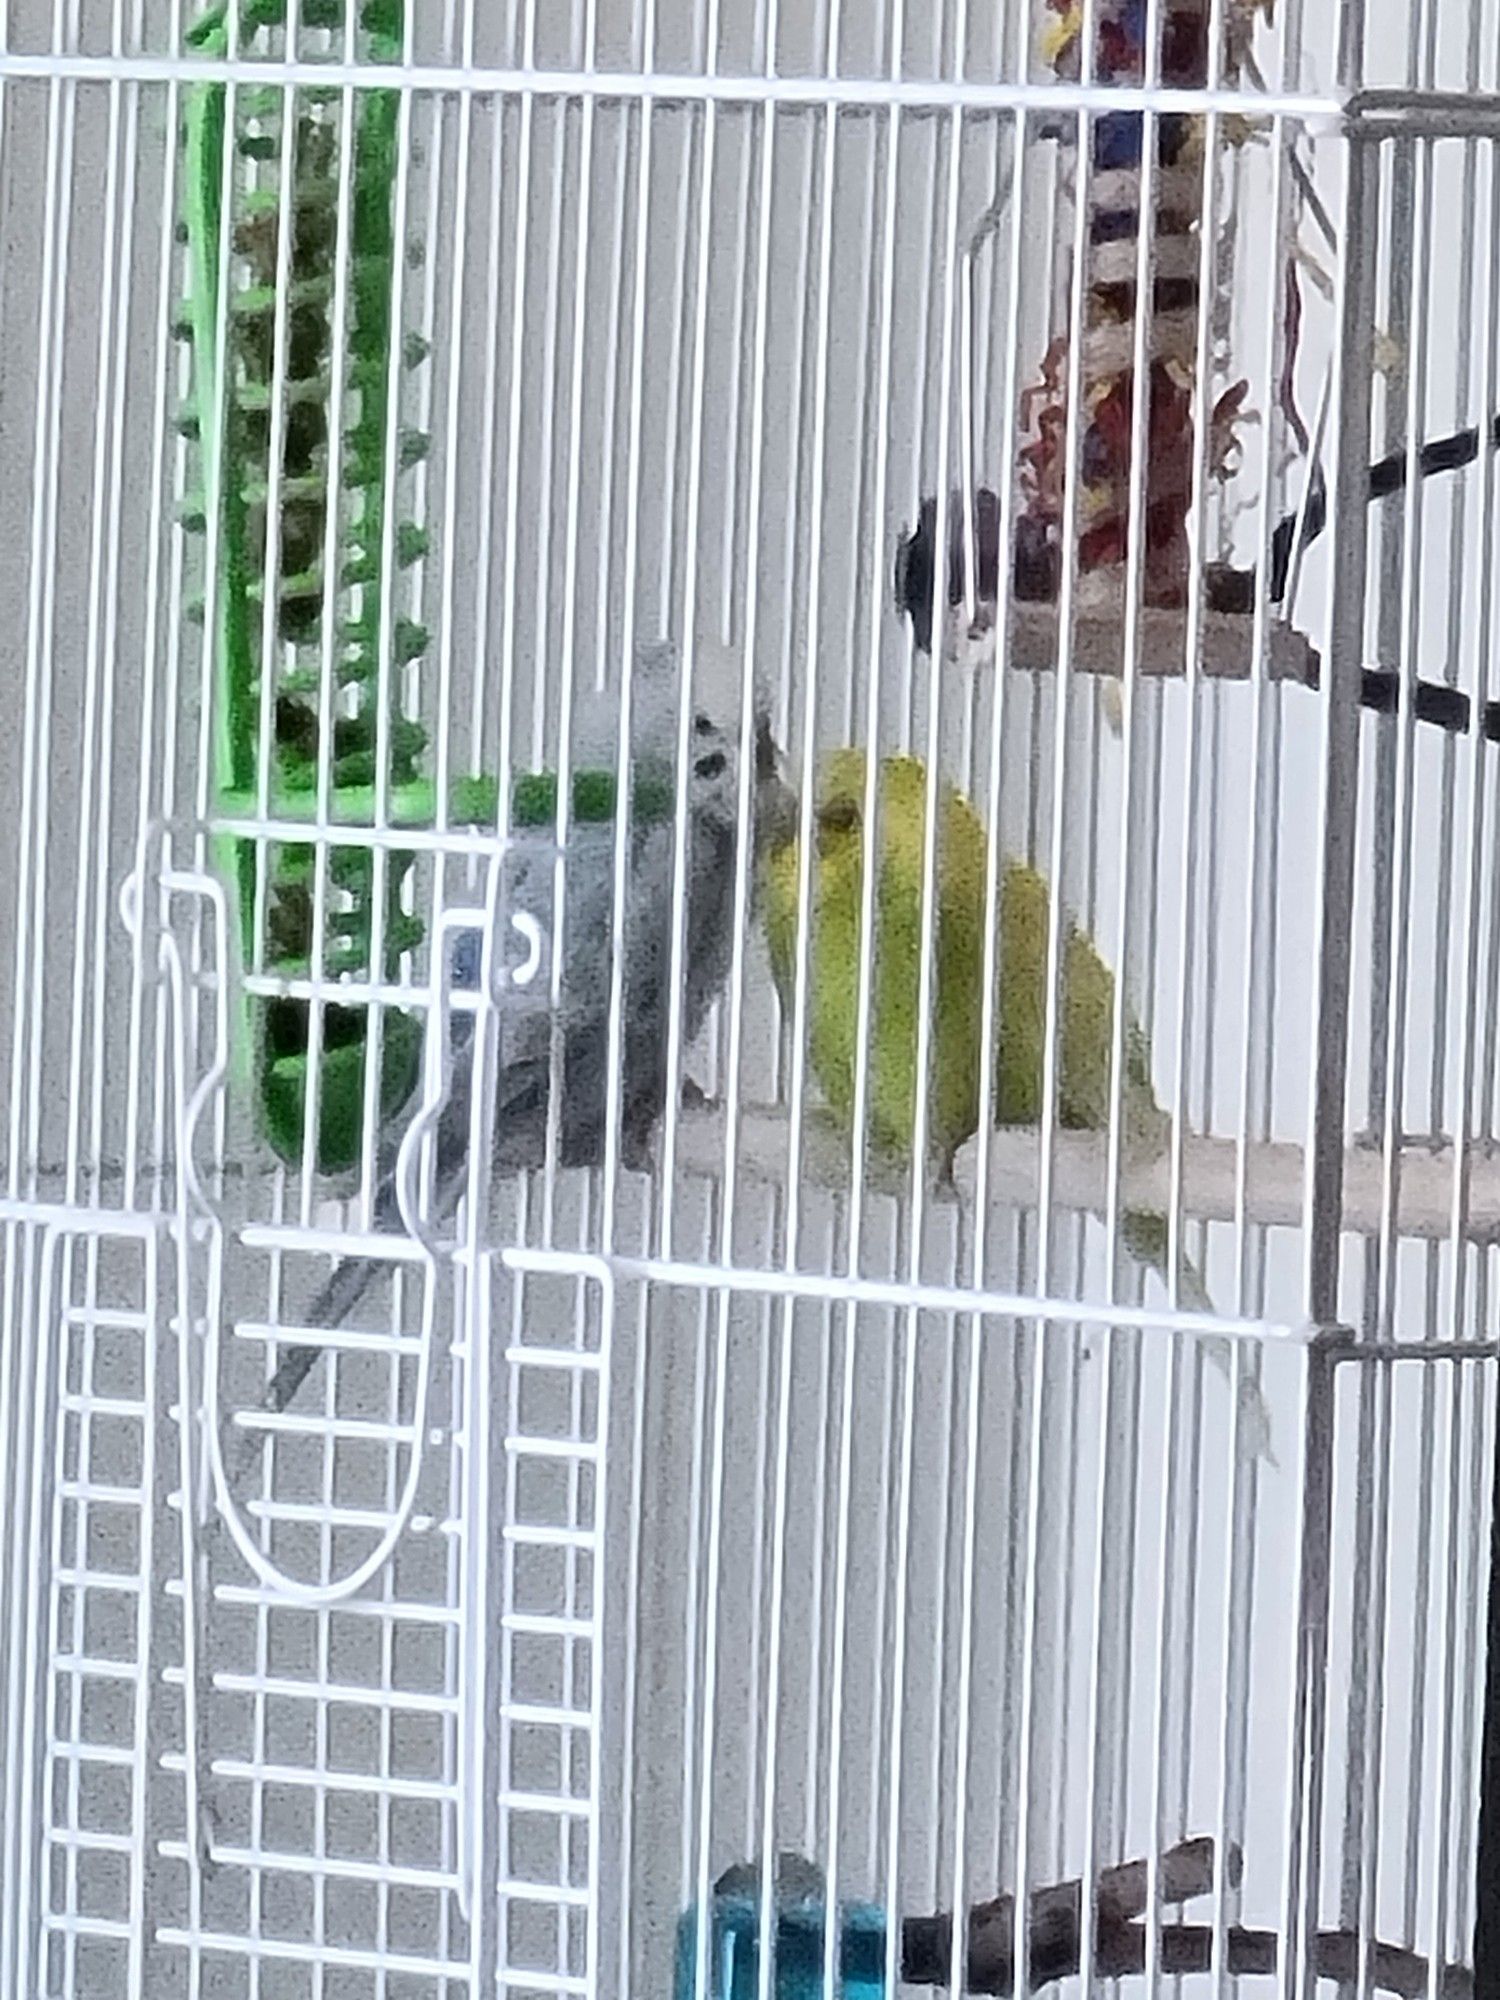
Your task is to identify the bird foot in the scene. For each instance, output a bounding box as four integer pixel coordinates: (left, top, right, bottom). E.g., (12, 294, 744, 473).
(798, 1104, 852, 1175)
(1353, 1124, 1456, 1159)
(1400, 1128, 1456, 1157)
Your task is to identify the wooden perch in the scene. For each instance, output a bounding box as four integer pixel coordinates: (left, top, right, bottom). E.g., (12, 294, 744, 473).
(1101, 1924, 1471, 1999)
(901, 1837, 1472, 1998)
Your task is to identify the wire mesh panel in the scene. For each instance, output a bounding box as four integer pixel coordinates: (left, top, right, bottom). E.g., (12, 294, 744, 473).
(15, 1222, 173, 2000)
(2, 0, 1500, 1997)
(598, 1269, 1319, 1999)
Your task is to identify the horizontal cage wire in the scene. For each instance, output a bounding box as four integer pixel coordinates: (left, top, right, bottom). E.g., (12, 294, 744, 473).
(0, 0, 1499, 1998)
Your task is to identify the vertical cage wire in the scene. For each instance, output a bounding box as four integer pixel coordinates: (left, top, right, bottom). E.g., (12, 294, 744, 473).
(4, 3, 1500, 2000)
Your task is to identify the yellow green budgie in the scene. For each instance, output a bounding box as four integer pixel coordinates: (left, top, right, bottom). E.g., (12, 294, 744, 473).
(761, 749, 1274, 1465)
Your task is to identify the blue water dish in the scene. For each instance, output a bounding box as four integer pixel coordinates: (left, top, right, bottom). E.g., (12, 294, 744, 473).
(672, 1856, 888, 2000)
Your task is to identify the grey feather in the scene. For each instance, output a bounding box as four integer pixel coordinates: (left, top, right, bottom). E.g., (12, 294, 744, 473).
(1118, 1209, 1277, 1466)
(259, 639, 776, 1421)
(260, 1055, 476, 1417)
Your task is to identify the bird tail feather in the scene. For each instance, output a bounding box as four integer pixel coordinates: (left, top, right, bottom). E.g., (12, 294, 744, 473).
(261, 1253, 386, 1418)
(1120, 1209, 1278, 1467)
(256, 1156, 409, 1420)
(255, 1055, 559, 1425)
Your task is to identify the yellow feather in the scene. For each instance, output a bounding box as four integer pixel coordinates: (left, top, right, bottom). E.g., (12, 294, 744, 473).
(762, 749, 1164, 1172)
(759, 746, 1275, 1462)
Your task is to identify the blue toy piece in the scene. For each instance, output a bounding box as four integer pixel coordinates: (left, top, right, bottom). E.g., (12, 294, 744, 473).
(672, 1856, 887, 2000)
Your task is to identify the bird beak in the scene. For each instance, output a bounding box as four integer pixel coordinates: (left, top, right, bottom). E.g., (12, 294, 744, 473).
(755, 712, 778, 781)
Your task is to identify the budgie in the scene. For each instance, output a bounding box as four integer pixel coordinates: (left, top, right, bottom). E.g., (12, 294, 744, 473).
(761, 749, 1275, 1464)
(259, 640, 786, 1420)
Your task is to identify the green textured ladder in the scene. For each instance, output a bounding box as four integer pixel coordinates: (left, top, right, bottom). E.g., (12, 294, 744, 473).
(178, 0, 445, 1171)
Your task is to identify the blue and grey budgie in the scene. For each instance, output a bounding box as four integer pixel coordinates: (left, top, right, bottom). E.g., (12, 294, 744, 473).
(259, 639, 788, 1419)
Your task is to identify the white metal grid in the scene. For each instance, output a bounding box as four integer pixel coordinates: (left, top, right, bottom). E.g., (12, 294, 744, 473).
(27, 1223, 168, 2000)
(0, 1, 1478, 100)
(2, 0, 1500, 1996)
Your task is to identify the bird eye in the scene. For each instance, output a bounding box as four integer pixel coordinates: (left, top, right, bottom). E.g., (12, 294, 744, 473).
(817, 798, 860, 838)
(816, 796, 864, 844)
(694, 713, 715, 736)
(694, 750, 727, 780)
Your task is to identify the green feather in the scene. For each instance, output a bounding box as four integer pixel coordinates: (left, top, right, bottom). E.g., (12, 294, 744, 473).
(760, 747, 1275, 1464)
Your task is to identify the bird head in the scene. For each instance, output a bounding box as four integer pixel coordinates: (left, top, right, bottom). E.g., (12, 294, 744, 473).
(632, 636, 800, 868)
(681, 707, 742, 840)
(814, 750, 935, 871)
(681, 692, 800, 855)
(623, 634, 749, 843)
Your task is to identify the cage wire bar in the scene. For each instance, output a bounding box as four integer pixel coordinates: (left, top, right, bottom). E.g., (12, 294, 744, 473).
(5, 0, 1500, 1998)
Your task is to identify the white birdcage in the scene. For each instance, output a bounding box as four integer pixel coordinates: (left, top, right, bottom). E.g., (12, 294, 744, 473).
(2, 1, 1500, 1998)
